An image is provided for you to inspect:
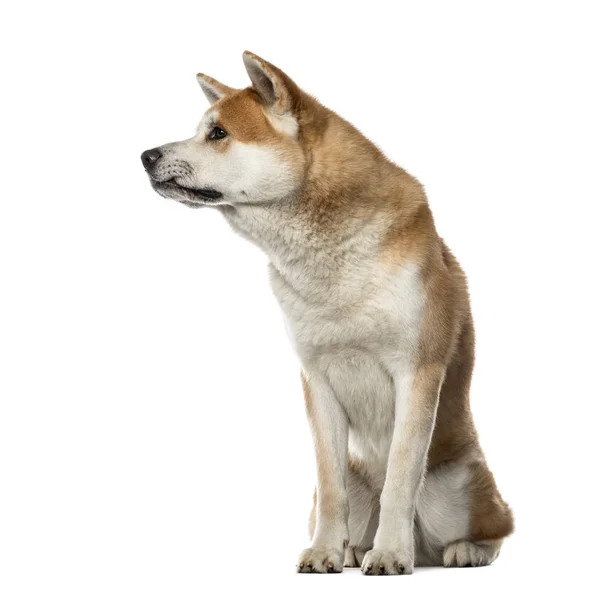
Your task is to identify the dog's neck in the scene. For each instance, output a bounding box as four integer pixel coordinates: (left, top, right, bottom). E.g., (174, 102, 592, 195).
(221, 194, 382, 269)
(218, 114, 426, 302)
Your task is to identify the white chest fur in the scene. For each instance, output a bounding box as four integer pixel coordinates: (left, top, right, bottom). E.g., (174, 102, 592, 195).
(221, 203, 426, 467)
(270, 258, 425, 468)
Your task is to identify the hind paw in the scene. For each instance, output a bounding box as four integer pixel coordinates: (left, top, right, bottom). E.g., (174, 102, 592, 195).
(443, 540, 500, 567)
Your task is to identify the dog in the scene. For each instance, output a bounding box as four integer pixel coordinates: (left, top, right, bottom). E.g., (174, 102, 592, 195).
(141, 51, 513, 575)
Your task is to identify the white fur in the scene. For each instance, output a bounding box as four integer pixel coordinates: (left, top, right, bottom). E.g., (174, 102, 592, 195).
(417, 464, 470, 548)
(297, 369, 349, 573)
(265, 109, 299, 137)
(146, 85, 483, 574)
(443, 539, 500, 568)
(152, 138, 301, 206)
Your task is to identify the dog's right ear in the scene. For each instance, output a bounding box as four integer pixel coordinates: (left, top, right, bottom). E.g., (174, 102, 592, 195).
(196, 73, 235, 104)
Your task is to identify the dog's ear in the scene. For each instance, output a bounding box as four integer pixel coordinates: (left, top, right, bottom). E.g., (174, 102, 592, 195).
(242, 51, 296, 114)
(196, 73, 235, 104)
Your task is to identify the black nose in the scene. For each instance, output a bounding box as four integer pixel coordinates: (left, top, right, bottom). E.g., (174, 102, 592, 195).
(141, 148, 162, 170)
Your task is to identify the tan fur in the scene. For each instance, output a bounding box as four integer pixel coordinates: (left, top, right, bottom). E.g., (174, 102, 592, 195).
(225, 55, 512, 567)
(143, 51, 514, 574)
(301, 372, 347, 529)
(282, 64, 513, 564)
(215, 89, 282, 145)
(468, 460, 514, 541)
(308, 487, 317, 539)
(378, 195, 513, 543)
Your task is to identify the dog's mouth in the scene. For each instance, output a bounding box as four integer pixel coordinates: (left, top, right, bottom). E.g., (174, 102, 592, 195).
(151, 178, 223, 205)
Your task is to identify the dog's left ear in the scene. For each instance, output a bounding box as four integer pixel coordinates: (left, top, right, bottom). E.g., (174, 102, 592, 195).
(242, 51, 297, 114)
(196, 73, 235, 104)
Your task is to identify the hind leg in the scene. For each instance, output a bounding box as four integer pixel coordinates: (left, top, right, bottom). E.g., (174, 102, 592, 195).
(441, 459, 513, 567)
(415, 461, 471, 566)
(415, 459, 513, 567)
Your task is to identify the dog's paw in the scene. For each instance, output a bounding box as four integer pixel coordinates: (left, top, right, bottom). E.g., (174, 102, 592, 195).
(443, 540, 500, 567)
(361, 549, 414, 575)
(297, 546, 344, 573)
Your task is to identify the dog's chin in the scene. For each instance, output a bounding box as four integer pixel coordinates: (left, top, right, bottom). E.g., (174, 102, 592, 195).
(150, 179, 223, 208)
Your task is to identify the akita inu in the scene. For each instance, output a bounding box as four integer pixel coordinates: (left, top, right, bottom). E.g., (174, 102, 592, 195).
(141, 52, 513, 575)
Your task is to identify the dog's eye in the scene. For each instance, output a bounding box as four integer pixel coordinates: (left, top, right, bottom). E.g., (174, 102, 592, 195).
(208, 126, 227, 141)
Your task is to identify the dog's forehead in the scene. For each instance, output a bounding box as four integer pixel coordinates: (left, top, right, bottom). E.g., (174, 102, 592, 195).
(210, 89, 279, 144)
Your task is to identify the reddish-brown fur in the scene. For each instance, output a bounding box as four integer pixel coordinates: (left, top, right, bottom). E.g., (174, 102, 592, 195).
(206, 52, 513, 553)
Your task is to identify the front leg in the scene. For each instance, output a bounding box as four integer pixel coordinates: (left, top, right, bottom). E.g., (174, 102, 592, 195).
(362, 364, 445, 575)
(297, 371, 349, 573)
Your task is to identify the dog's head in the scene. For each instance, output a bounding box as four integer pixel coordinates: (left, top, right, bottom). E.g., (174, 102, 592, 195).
(141, 52, 307, 208)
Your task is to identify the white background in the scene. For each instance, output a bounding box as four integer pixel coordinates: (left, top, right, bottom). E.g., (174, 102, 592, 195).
(1, 1, 599, 597)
